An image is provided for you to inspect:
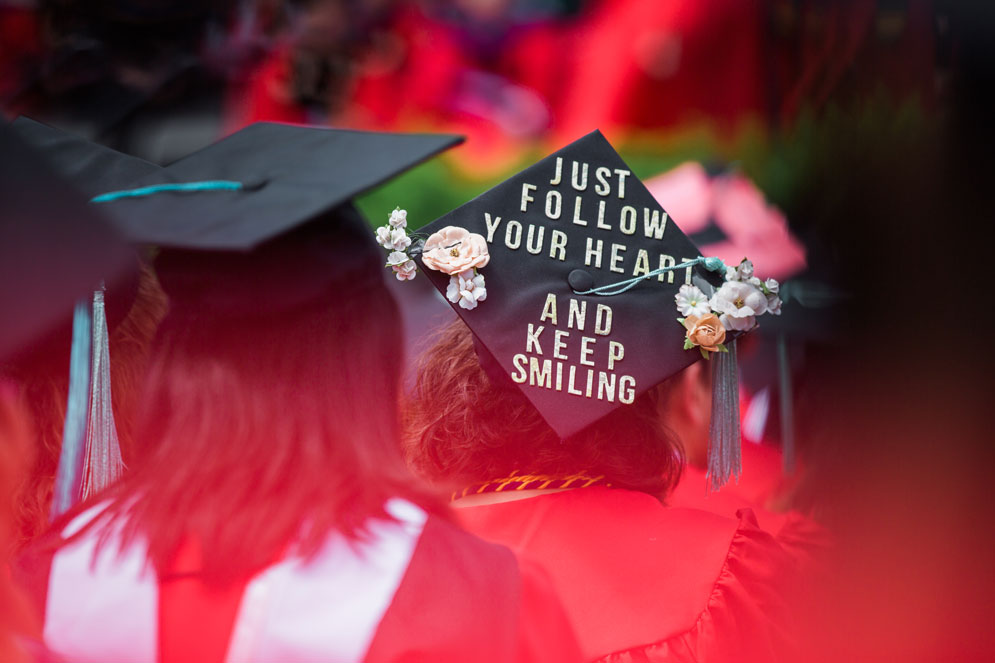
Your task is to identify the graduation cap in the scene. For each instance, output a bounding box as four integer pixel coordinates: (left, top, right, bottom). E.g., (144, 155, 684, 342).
(410, 131, 784, 489)
(83, 123, 463, 318)
(0, 123, 135, 364)
(10, 116, 161, 197)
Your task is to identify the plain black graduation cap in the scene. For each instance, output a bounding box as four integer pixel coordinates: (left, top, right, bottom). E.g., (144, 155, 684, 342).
(82, 122, 464, 317)
(11, 117, 161, 197)
(416, 130, 725, 440)
(0, 124, 136, 362)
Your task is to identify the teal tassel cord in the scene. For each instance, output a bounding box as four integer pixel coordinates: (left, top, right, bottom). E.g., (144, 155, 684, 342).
(51, 297, 92, 520)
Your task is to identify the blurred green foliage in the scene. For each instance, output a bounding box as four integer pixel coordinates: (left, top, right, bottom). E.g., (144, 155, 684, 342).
(356, 96, 929, 236)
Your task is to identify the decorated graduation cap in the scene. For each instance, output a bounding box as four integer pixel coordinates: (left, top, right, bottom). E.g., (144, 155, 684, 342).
(381, 130, 783, 490)
(1, 122, 138, 518)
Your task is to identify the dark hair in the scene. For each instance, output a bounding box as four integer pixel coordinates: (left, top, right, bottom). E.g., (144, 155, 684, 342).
(403, 319, 685, 499)
(96, 278, 442, 586)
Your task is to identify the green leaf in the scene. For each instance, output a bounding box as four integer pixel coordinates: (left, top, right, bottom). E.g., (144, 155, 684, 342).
(683, 338, 695, 350)
(676, 317, 686, 325)
(699, 347, 711, 360)
(716, 343, 729, 353)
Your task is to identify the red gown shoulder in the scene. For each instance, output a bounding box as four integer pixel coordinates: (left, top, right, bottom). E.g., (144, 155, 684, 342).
(456, 487, 797, 662)
(365, 514, 580, 662)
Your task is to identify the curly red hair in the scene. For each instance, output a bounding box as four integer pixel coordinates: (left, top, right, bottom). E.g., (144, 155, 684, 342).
(403, 319, 685, 499)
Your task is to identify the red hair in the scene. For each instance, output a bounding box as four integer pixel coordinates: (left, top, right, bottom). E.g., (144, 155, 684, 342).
(0, 384, 40, 660)
(95, 282, 443, 586)
(403, 320, 685, 499)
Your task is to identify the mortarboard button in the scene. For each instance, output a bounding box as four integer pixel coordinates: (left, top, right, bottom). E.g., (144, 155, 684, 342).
(567, 269, 594, 292)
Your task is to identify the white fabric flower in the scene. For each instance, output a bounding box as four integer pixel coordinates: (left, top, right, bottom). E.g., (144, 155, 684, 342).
(390, 228, 411, 251)
(766, 295, 782, 315)
(748, 276, 762, 288)
(446, 269, 486, 310)
(719, 312, 757, 332)
(764, 277, 780, 295)
(389, 208, 408, 229)
(375, 225, 393, 249)
(710, 280, 768, 323)
(675, 284, 711, 317)
(386, 250, 409, 266)
(725, 266, 739, 281)
(386, 251, 417, 281)
(736, 259, 755, 280)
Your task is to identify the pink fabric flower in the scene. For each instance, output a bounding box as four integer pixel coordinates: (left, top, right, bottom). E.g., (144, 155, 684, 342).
(421, 226, 490, 275)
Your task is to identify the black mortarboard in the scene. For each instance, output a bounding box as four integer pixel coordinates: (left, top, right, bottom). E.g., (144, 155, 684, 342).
(10, 117, 161, 197)
(0, 124, 135, 363)
(91, 122, 463, 251)
(83, 123, 463, 316)
(415, 130, 735, 441)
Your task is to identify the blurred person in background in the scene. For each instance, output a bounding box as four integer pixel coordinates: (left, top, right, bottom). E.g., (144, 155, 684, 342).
(230, 0, 576, 175)
(760, 2, 994, 659)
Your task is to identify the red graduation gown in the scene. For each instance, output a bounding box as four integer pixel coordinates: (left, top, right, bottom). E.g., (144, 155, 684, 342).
(28, 501, 580, 662)
(456, 487, 798, 662)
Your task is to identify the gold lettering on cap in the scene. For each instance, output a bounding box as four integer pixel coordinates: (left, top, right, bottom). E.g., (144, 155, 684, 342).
(608, 341, 624, 370)
(585, 238, 603, 269)
(643, 208, 668, 240)
(571, 161, 589, 191)
(539, 294, 557, 326)
(594, 166, 612, 196)
(550, 157, 563, 186)
(527, 323, 545, 354)
(619, 205, 637, 235)
(553, 330, 569, 360)
(484, 213, 502, 243)
(549, 230, 568, 261)
(567, 299, 587, 331)
(526, 224, 545, 255)
(595, 304, 613, 336)
(580, 336, 596, 367)
(520, 183, 537, 212)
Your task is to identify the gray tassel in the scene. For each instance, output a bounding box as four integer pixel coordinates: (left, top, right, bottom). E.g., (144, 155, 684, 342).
(776, 333, 796, 476)
(81, 287, 125, 500)
(707, 339, 742, 492)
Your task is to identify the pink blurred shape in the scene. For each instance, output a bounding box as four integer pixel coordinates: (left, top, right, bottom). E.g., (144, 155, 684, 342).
(646, 163, 807, 281)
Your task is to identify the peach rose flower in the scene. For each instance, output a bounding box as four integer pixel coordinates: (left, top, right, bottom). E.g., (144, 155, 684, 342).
(684, 313, 726, 352)
(420, 226, 490, 275)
